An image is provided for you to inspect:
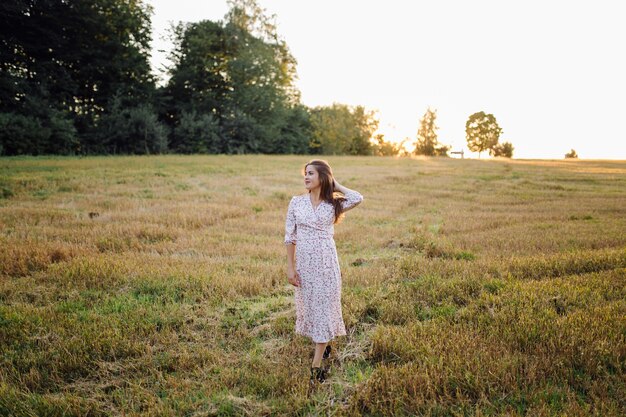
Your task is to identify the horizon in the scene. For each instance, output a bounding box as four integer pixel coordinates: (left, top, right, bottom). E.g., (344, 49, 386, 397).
(148, 0, 626, 160)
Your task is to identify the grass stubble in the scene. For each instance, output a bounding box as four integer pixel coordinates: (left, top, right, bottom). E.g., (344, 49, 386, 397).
(0, 155, 624, 416)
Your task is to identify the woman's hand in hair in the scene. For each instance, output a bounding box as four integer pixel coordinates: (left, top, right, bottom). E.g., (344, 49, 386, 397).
(333, 178, 349, 194)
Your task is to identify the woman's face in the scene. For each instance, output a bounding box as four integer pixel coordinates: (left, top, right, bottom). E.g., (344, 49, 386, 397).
(304, 165, 320, 191)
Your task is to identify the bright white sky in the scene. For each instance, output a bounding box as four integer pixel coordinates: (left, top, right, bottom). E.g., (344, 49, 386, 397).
(148, 0, 626, 159)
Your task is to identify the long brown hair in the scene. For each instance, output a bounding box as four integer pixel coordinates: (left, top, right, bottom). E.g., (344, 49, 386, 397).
(303, 159, 347, 224)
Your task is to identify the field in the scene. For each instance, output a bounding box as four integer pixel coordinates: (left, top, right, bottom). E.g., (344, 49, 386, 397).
(0, 155, 625, 416)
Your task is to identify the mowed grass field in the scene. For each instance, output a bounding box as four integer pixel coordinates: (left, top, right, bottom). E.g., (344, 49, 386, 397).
(0, 155, 625, 416)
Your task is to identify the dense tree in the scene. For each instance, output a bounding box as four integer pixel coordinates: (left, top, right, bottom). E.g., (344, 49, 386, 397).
(90, 94, 168, 154)
(159, 20, 229, 126)
(276, 104, 313, 154)
(465, 111, 502, 158)
(565, 149, 578, 159)
(225, 0, 299, 102)
(309, 104, 377, 155)
(413, 108, 450, 156)
(490, 141, 514, 158)
(160, 0, 308, 154)
(171, 111, 221, 154)
(0, 103, 78, 156)
(0, 0, 158, 155)
(309, 104, 352, 154)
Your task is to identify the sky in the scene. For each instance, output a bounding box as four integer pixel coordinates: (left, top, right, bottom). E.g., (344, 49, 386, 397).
(148, 0, 626, 159)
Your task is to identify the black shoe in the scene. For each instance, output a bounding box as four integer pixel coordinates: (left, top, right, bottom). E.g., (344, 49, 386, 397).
(323, 345, 332, 360)
(310, 366, 327, 384)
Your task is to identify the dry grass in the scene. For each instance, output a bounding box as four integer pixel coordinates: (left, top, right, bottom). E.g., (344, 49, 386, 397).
(0, 155, 625, 416)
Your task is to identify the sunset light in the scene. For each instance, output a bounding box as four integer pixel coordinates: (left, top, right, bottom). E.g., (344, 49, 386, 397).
(150, 0, 626, 159)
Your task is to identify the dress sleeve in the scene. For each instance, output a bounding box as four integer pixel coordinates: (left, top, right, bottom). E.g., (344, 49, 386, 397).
(284, 197, 297, 245)
(341, 189, 364, 211)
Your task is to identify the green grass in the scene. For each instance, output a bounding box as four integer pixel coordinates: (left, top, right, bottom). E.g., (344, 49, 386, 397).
(0, 154, 625, 416)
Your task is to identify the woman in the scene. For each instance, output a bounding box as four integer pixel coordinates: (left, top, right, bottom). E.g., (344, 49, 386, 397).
(284, 159, 363, 386)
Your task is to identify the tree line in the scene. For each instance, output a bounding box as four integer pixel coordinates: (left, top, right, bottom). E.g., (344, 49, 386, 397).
(0, 0, 397, 156)
(0, 0, 514, 158)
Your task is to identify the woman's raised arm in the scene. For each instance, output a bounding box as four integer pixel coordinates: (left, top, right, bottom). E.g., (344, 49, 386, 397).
(333, 179, 363, 211)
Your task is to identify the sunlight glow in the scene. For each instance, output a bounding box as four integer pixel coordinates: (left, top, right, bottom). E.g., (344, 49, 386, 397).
(149, 0, 626, 159)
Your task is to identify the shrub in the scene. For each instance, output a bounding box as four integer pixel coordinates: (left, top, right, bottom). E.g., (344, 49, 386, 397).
(491, 141, 514, 158)
(0, 110, 78, 156)
(90, 96, 168, 154)
(171, 110, 221, 153)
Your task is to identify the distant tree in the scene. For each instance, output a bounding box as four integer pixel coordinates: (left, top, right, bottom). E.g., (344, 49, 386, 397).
(413, 108, 450, 156)
(565, 149, 578, 159)
(372, 134, 404, 156)
(309, 104, 377, 155)
(465, 111, 502, 158)
(490, 141, 514, 158)
(350, 106, 379, 155)
(414, 108, 438, 156)
(309, 104, 352, 154)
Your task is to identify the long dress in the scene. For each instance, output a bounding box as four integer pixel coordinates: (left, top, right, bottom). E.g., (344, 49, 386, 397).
(284, 189, 364, 343)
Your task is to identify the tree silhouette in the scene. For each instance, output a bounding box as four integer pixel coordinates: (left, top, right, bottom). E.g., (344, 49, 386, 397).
(414, 108, 450, 156)
(465, 111, 502, 158)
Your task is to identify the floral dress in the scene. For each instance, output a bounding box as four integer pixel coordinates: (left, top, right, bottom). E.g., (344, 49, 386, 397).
(284, 190, 364, 343)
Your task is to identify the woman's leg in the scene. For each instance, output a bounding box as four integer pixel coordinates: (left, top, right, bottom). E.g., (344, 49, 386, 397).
(311, 342, 327, 368)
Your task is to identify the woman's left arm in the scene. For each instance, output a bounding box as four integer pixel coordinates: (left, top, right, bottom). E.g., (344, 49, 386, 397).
(334, 179, 363, 211)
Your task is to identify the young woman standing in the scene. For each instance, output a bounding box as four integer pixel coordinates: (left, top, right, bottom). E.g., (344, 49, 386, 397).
(284, 159, 363, 387)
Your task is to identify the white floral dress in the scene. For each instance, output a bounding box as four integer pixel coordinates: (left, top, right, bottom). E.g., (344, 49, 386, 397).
(284, 190, 364, 343)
